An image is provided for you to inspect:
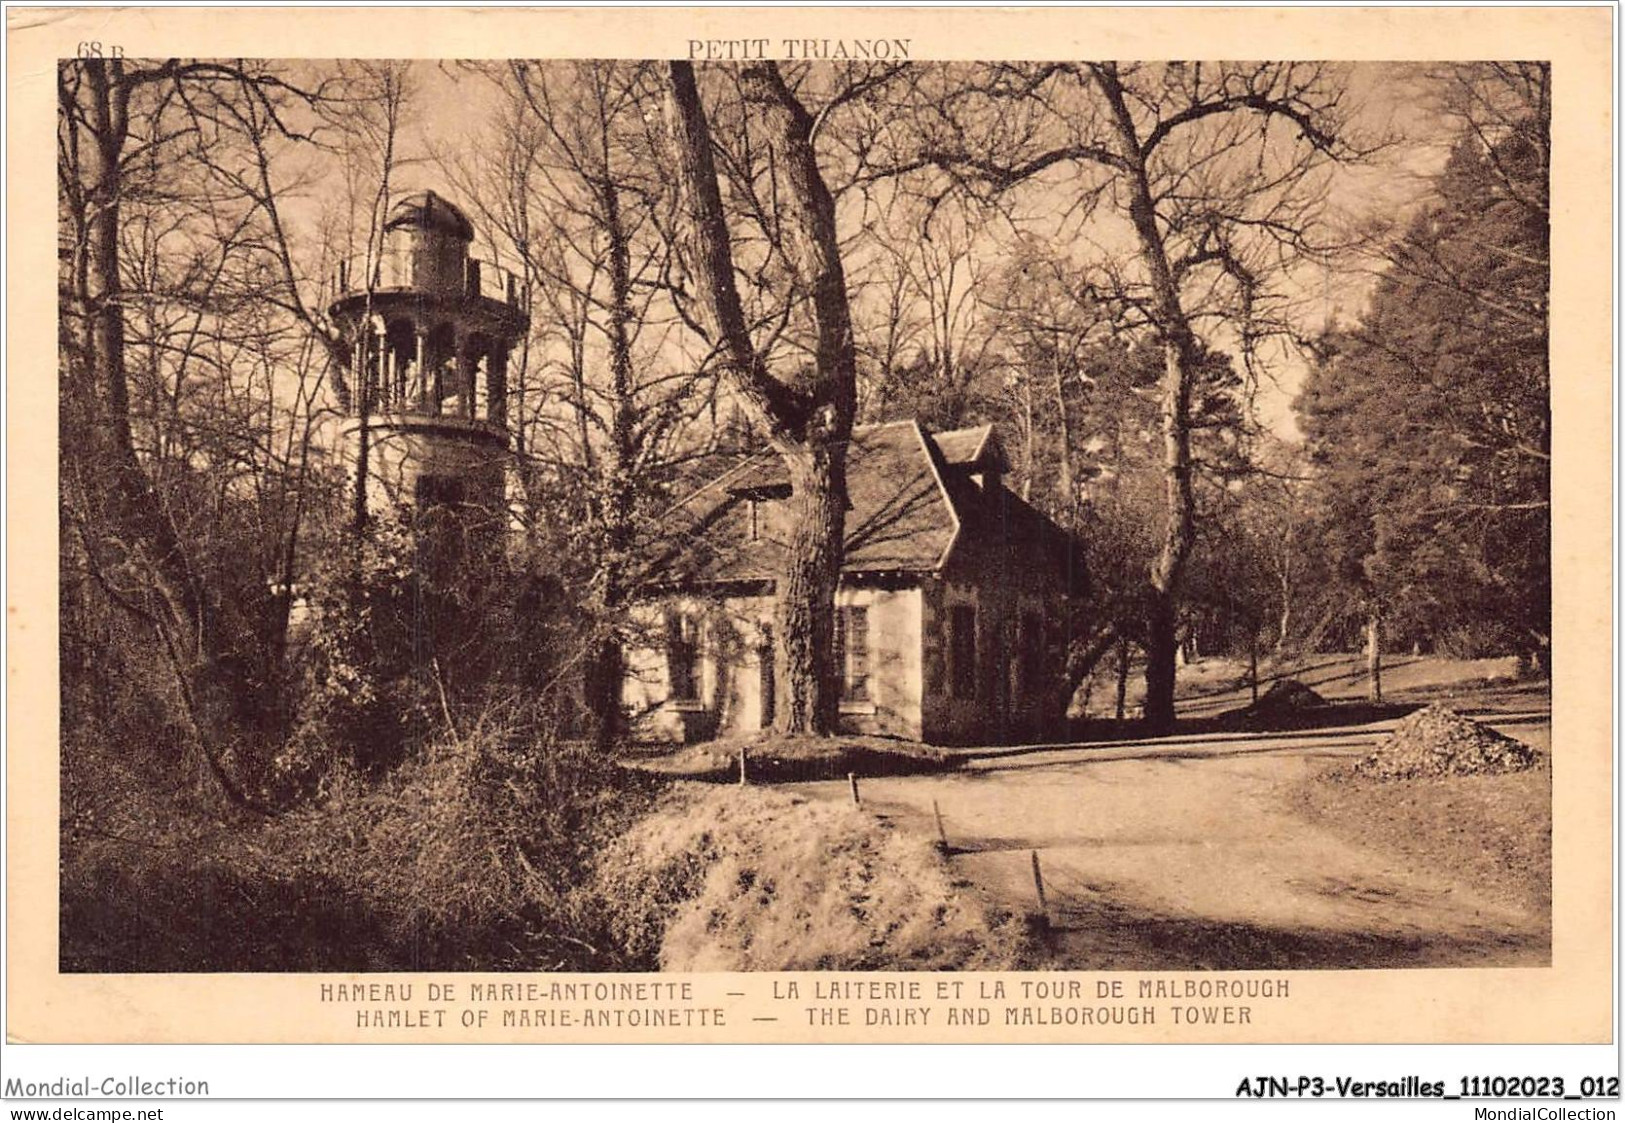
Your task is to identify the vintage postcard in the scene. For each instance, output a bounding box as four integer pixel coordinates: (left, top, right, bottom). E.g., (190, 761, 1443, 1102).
(5, 3, 1613, 1071)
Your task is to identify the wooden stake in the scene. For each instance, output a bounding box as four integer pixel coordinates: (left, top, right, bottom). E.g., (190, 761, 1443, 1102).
(848, 772, 860, 806)
(1249, 636, 1260, 707)
(932, 798, 949, 850)
(1366, 612, 1384, 703)
(1030, 850, 1050, 925)
(738, 745, 748, 786)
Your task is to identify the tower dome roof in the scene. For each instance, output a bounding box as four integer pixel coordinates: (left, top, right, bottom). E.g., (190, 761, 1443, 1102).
(384, 189, 474, 241)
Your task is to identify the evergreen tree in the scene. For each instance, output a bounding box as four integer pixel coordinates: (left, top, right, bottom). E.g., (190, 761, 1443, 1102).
(1298, 113, 1549, 668)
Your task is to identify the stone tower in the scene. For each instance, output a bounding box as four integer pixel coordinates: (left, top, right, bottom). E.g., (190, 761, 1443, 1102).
(328, 190, 528, 535)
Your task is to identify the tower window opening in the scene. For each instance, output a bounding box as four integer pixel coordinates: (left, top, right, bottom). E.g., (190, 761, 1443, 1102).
(415, 474, 466, 510)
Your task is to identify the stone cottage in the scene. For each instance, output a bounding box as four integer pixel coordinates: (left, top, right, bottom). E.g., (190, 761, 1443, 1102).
(623, 420, 1086, 745)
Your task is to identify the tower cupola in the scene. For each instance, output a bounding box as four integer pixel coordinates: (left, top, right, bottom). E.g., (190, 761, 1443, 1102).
(328, 190, 528, 523)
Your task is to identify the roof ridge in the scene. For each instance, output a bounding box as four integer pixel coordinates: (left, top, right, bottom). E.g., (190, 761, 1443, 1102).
(912, 420, 963, 572)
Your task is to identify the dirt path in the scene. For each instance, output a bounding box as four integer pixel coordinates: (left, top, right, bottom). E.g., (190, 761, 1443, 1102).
(788, 719, 1550, 970)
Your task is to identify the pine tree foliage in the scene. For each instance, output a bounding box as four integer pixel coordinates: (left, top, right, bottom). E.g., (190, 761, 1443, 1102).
(1297, 68, 1548, 662)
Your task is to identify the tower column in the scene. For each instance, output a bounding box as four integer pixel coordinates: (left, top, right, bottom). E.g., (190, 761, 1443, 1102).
(457, 327, 476, 419)
(430, 328, 444, 416)
(369, 315, 386, 407)
(350, 326, 366, 408)
(389, 323, 408, 407)
(489, 345, 508, 430)
(413, 321, 430, 410)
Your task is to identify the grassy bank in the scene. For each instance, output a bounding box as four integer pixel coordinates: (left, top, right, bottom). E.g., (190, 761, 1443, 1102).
(593, 782, 1028, 971)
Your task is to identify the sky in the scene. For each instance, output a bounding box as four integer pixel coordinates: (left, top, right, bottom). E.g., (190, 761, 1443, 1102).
(366, 59, 1461, 445)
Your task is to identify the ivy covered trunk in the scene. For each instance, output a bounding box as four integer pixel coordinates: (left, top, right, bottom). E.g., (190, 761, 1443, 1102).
(585, 175, 640, 751)
(1141, 329, 1197, 735)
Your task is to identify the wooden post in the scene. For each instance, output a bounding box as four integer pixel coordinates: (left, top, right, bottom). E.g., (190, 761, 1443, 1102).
(1249, 634, 1260, 707)
(1030, 850, 1050, 926)
(738, 745, 747, 786)
(932, 799, 949, 851)
(1114, 635, 1130, 721)
(848, 772, 860, 806)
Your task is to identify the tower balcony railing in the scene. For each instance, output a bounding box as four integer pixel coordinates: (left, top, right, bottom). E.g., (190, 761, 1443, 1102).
(331, 251, 529, 311)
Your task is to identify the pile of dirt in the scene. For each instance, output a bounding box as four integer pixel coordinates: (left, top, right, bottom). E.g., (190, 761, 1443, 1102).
(1249, 678, 1326, 713)
(1352, 704, 1540, 780)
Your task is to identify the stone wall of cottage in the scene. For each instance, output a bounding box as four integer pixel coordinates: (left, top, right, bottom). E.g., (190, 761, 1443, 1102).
(920, 554, 1073, 745)
(623, 585, 925, 743)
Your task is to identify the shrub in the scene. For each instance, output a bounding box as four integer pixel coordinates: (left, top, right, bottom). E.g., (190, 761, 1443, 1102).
(60, 695, 656, 972)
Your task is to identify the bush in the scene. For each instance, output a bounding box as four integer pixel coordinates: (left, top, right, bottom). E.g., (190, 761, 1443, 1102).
(60, 695, 657, 972)
(592, 783, 1028, 971)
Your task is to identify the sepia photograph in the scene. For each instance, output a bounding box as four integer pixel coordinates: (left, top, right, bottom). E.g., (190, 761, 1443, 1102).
(52, 49, 1558, 987)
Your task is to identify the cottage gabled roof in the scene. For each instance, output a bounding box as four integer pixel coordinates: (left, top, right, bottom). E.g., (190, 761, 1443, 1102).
(648, 419, 1080, 593)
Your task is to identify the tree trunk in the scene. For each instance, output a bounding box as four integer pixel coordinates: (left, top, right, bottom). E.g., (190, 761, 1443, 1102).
(1249, 634, 1260, 706)
(1144, 591, 1179, 733)
(67, 59, 255, 807)
(664, 61, 856, 736)
(1275, 532, 1295, 649)
(1052, 345, 1074, 513)
(1093, 64, 1198, 736)
(1060, 624, 1121, 710)
(1023, 383, 1036, 501)
(351, 108, 397, 533)
(590, 177, 640, 750)
(1365, 611, 1383, 702)
(775, 442, 847, 733)
(351, 340, 372, 532)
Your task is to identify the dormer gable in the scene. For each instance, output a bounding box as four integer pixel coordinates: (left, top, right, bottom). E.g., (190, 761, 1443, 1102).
(932, 423, 1010, 488)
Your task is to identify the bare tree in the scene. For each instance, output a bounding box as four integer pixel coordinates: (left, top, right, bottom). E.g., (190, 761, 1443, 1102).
(896, 61, 1366, 731)
(982, 238, 1120, 511)
(440, 60, 716, 747)
(58, 57, 354, 802)
(663, 60, 866, 734)
(857, 193, 1000, 426)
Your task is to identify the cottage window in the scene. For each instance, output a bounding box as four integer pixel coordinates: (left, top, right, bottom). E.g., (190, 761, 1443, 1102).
(949, 604, 977, 700)
(666, 612, 700, 703)
(833, 605, 871, 703)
